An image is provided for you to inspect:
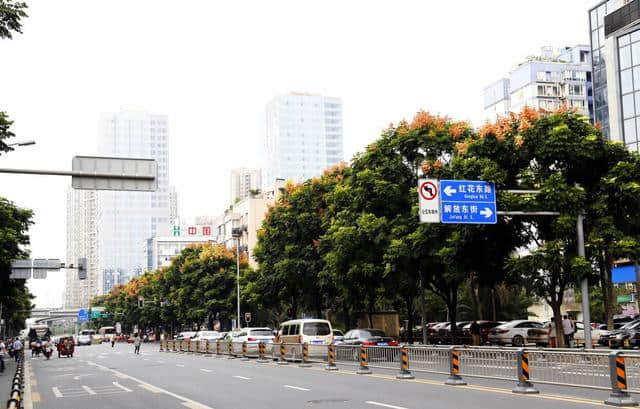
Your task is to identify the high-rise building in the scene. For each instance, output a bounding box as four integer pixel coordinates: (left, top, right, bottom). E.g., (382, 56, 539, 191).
(264, 93, 343, 188)
(483, 46, 593, 122)
(97, 111, 171, 286)
(64, 189, 100, 308)
(589, 0, 640, 151)
(169, 186, 179, 225)
(230, 168, 262, 203)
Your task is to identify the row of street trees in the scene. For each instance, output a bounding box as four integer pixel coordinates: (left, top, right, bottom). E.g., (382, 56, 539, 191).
(93, 108, 640, 346)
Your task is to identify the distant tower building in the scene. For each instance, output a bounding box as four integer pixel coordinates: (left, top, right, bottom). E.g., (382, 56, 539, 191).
(483, 45, 593, 122)
(65, 189, 100, 308)
(169, 186, 178, 225)
(264, 93, 343, 188)
(230, 168, 262, 203)
(97, 111, 171, 288)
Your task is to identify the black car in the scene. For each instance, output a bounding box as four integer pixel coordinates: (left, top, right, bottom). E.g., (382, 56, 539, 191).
(598, 319, 640, 348)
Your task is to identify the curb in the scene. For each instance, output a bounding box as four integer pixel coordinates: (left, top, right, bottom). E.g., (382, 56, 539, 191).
(23, 359, 33, 409)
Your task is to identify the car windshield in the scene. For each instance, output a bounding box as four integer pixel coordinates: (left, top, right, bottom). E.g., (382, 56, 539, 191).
(363, 330, 386, 337)
(333, 330, 344, 336)
(249, 329, 272, 336)
(302, 322, 331, 336)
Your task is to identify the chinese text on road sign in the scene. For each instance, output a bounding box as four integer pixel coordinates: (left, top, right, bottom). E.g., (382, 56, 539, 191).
(439, 180, 497, 224)
(418, 178, 440, 223)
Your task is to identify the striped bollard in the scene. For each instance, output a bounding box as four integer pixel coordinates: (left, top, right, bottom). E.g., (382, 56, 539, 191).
(257, 342, 269, 363)
(195, 340, 200, 354)
(445, 346, 466, 385)
(325, 343, 338, 371)
(173, 340, 177, 352)
(512, 348, 538, 394)
(159, 340, 164, 351)
(396, 346, 414, 379)
(216, 340, 222, 358)
(356, 345, 372, 374)
(188, 340, 193, 353)
(205, 340, 211, 355)
(277, 342, 289, 365)
(299, 343, 312, 367)
(227, 341, 235, 359)
(241, 341, 250, 361)
(605, 351, 638, 406)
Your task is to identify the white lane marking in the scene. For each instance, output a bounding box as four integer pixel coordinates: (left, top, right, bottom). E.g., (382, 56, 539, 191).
(283, 385, 310, 391)
(157, 360, 165, 364)
(176, 364, 185, 367)
(82, 385, 97, 395)
(144, 358, 150, 361)
(200, 369, 213, 373)
(138, 383, 162, 393)
(233, 375, 251, 380)
(365, 401, 409, 409)
(52, 387, 63, 398)
(112, 382, 133, 392)
(86, 361, 215, 409)
(116, 373, 130, 379)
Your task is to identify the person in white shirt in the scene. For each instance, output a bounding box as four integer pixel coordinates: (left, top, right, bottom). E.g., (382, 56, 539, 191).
(562, 315, 574, 347)
(12, 338, 22, 361)
(0, 339, 6, 373)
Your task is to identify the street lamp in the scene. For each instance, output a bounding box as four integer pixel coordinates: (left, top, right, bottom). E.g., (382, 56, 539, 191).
(7, 140, 36, 147)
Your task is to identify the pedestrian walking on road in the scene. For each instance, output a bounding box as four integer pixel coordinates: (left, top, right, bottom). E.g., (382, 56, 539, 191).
(470, 321, 481, 346)
(111, 337, 115, 348)
(0, 338, 6, 373)
(134, 333, 141, 355)
(562, 315, 574, 347)
(12, 338, 22, 361)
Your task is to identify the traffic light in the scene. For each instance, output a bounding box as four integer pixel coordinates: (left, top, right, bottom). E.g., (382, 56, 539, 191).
(78, 257, 87, 280)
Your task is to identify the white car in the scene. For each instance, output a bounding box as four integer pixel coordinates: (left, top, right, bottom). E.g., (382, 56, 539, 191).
(174, 331, 198, 340)
(574, 322, 602, 347)
(77, 334, 92, 346)
(488, 320, 546, 347)
(192, 331, 224, 342)
(232, 327, 275, 344)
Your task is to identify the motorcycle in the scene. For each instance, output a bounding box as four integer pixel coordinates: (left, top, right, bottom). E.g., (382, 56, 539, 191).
(43, 342, 53, 360)
(31, 340, 42, 357)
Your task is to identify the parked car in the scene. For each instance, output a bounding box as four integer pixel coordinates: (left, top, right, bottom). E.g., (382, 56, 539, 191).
(461, 321, 503, 344)
(341, 329, 398, 346)
(174, 331, 198, 341)
(232, 327, 275, 345)
(192, 331, 224, 342)
(333, 329, 345, 344)
(278, 319, 334, 346)
(488, 320, 546, 347)
(574, 322, 603, 347)
(599, 319, 640, 348)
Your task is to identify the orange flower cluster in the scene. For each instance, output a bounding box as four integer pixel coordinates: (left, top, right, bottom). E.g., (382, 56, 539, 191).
(514, 135, 525, 148)
(456, 141, 470, 155)
(433, 159, 444, 170)
(478, 123, 496, 139)
(518, 118, 533, 133)
(519, 106, 539, 122)
(409, 111, 449, 132)
(449, 121, 469, 140)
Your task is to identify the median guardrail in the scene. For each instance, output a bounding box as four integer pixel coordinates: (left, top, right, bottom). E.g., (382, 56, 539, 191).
(160, 342, 640, 405)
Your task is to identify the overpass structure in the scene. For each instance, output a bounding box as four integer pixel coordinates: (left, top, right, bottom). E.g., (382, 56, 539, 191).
(30, 308, 81, 324)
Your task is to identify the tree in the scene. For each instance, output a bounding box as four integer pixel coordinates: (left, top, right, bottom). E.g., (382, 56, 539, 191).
(0, 0, 28, 39)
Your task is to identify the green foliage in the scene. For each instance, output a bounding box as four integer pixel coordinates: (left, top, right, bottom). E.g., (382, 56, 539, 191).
(0, 111, 16, 155)
(0, 196, 34, 335)
(0, 0, 28, 39)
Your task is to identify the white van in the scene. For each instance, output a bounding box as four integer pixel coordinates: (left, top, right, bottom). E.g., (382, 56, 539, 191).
(278, 319, 333, 345)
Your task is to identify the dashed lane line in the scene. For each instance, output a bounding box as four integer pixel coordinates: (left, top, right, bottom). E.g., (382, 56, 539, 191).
(138, 383, 163, 393)
(365, 401, 408, 409)
(233, 375, 251, 380)
(52, 387, 63, 398)
(176, 364, 185, 367)
(86, 361, 215, 409)
(82, 385, 97, 395)
(113, 382, 133, 392)
(200, 369, 213, 373)
(283, 385, 310, 391)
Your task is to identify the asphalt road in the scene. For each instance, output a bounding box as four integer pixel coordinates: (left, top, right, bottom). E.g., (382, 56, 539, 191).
(25, 342, 621, 409)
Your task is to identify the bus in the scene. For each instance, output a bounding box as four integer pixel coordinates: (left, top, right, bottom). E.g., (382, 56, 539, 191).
(98, 326, 116, 342)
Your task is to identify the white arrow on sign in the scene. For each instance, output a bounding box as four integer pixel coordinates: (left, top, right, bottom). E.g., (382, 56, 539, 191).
(443, 186, 457, 196)
(480, 208, 493, 218)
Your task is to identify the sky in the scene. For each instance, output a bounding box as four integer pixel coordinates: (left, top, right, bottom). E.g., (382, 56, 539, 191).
(0, 0, 595, 308)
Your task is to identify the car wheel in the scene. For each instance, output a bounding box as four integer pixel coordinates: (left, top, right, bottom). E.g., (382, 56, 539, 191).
(512, 335, 524, 347)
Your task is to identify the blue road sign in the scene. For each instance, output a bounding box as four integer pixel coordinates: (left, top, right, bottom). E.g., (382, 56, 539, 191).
(77, 308, 88, 322)
(440, 180, 497, 224)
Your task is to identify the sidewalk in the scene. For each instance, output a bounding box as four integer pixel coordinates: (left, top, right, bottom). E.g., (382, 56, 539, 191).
(0, 356, 17, 399)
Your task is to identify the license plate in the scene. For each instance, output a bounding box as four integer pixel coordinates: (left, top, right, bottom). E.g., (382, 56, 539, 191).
(312, 340, 323, 344)
(378, 342, 388, 346)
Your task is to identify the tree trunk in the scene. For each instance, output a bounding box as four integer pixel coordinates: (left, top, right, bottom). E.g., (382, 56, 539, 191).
(421, 289, 428, 345)
(551, 304, 564, 348)
(491, 287, 497, 321)
(406, 295, 415, 344)
(600, 256, 612, 330)
(605, 258, 615, 330)
(448, 287, 458, 344)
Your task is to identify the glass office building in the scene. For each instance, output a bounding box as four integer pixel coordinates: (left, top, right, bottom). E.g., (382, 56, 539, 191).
(589, 0, 640, 151)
